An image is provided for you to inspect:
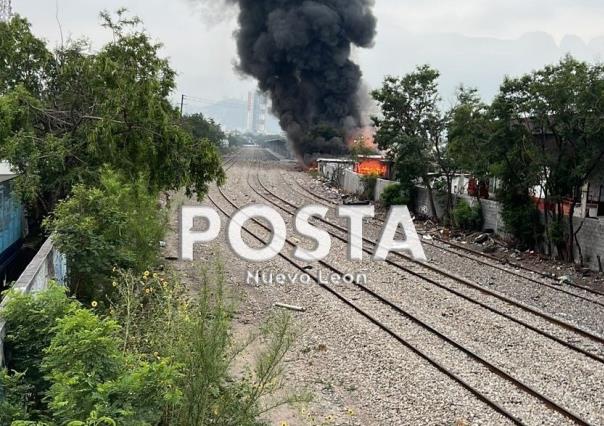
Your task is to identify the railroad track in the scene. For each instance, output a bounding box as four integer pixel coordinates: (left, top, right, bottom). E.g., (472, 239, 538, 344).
(251, 166, 604, 358)
(223, 154, 604, 354)
(210, 150, 600, 425)
(224, 153, 604, 315)
(279, 169, 604, 300)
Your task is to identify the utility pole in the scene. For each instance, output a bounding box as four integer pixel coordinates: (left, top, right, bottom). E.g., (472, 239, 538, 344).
(0, 0, 13, 23)
(180, 94, 185, 117)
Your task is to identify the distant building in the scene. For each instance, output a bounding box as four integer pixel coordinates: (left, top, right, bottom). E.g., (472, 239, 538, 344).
(247, 91, 268, 134)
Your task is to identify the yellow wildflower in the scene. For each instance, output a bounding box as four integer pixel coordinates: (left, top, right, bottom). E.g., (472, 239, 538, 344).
(91, 301, 98, 308)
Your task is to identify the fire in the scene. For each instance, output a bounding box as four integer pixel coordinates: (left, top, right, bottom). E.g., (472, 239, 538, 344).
(355, 159, 389, 178)
(347, 127, 378, 152)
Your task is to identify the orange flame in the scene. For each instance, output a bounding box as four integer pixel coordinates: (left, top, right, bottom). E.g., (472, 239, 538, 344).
(347, 127, 378, 152)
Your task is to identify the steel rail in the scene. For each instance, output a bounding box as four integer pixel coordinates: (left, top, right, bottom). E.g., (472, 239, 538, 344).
(281, 170, 604, 299)
(209, 152, 594, 425)
(249, 165, 604, 364)
(255, 169, 604, 349)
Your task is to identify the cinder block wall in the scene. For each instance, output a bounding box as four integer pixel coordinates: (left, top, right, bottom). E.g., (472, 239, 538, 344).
(414, 187, 506, 232)
(414, 186, 604, 271)
(341, 169, 364, 194)
(374, 179, 393, 202)
(573, 217, 604, 272)
(317, 165, 604, 271)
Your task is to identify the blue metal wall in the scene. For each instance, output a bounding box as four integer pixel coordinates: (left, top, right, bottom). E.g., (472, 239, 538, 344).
(0, 178, 24, 260)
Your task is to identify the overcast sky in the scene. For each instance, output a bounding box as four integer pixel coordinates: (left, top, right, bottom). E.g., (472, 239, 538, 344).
(13, 0, 604, 110)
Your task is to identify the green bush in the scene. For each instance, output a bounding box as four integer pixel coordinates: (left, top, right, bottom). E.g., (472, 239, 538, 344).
(0, 370, 35, 424)
(1, 283, 77, 404)
(168, 270, 308, 426)
(108, 269, 188, 357)
(547, 221, 565, 246)
(1, 285, 180, 425)
(380, 183, 409, 207)
(108, 265, 309, 426)
(500, 192, 543, 248)
(42, 309, 123, 421)
(360, 174, 378, 201)
(43, 308, 180, 425)
(453, 199, 483, 231)
(1, 266, 306, 425)
(44, 168, 166, 303)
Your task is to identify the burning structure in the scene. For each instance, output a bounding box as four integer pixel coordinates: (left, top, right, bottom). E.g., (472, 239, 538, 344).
(354, 156, 391, 179)
(221, 0, 377, 161)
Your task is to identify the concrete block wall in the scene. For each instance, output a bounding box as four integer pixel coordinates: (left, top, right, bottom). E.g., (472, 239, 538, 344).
(374, 178, 394, 202)
(573, 217, 604, 272)
(473, 197, 506, 234)
(414, 186, 604, 271)
(341, 169, 364, 194)
(319, 166, 396, 202)
(0, 238, 66, 366)
(415, 187, 447, 218)
(414, 186, 506, 233)
(319, 163, 353, 183)
(319, 165, 603, 270)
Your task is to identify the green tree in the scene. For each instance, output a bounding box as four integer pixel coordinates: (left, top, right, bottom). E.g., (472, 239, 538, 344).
(0, 11, 224, 228)
(0, 16, 53, 96)
(227, 132, 248, 148)
(372, 66, 456, 221)
(43, 168, 166, 302)
(490, 56, 604, 258)
(182, 113, 226, 148)
(448, 86, 493, 184)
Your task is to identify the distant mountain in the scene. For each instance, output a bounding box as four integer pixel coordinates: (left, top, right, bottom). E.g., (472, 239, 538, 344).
(360, 31, 604, 101)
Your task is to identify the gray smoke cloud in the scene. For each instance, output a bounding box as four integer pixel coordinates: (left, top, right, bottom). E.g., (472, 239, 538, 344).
(199, 0, 377, 159)
(187, 1, 237, 26)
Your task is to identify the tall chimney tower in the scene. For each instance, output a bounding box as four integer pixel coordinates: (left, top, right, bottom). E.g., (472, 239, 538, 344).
(0, 0, 12, 23)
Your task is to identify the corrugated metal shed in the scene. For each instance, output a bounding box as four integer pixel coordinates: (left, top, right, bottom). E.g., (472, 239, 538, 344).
(0, 174, 24, 271)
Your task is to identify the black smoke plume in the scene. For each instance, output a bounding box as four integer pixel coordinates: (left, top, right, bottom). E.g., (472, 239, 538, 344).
(224, 0, 377, 160)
